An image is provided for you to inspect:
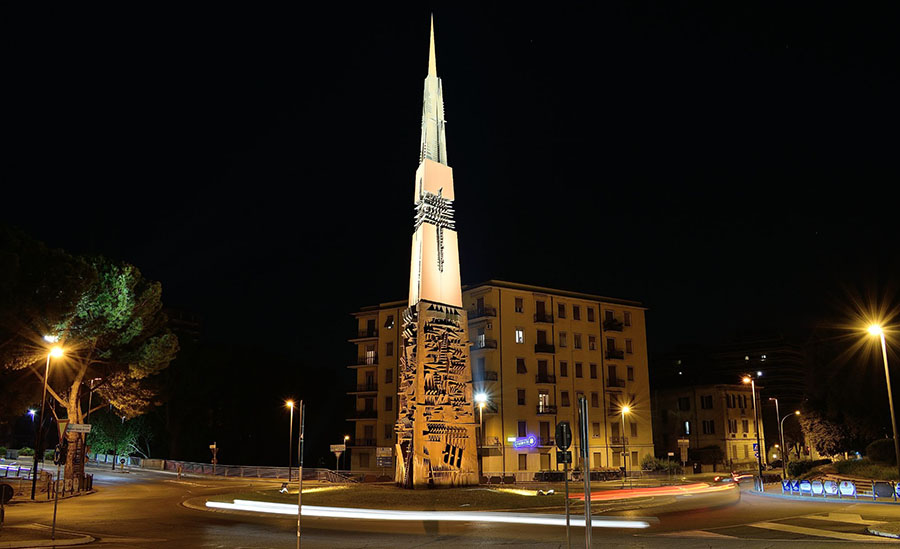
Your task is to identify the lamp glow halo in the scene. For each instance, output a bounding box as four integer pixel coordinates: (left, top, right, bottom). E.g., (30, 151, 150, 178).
(206, 499, 651, 529)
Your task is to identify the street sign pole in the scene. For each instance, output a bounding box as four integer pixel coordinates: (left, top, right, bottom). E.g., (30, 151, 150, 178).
(296, 400, 305, 549)
(555, 421, 573, 549)
(578, 397, 591, 548)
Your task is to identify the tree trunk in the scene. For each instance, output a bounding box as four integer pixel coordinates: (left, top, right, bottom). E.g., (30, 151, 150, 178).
(63, 376, 85, 483)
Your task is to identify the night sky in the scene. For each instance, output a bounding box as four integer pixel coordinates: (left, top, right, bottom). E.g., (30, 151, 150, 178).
(7, 5, 899, 462)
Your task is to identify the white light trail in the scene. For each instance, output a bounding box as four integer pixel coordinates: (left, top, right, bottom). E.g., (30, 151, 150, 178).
(206, 499, 650, 529)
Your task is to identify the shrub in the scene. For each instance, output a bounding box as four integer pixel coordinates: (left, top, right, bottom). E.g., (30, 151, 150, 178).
(44, 449, 56, 460)
(641, 454, 683, 473)
(18, 446, 34, 457)
(787, 458, 831, 478)
(865, 438, 896, 465)
(833, 458, 899, 481)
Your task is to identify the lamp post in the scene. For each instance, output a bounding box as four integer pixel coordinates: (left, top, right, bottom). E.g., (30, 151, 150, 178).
(767, 397, 785, 478)
(780, 410, 800, 477)
(742, 373, 764, 489)
(31, 344, 63, 500)
(868, 324, 900, 481)
(621, 405, 631, 487)
(286, 400, 294, 482)
(474, 393, 487, 478)
(342, 435, 350, 471)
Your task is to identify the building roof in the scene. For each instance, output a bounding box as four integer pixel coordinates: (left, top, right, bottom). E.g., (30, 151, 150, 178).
(463, 280, 645, 309)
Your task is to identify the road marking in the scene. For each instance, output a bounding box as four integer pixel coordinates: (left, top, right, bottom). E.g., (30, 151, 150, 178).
(750, 521, 895, 543)
(657, 530, 738, 539)
(804, 513, 882, 525)
(165, 479, 212, 487)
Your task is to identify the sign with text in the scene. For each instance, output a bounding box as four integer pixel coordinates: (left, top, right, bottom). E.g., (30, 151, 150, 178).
(330, 444, 347, 453)
(376, 456, 393, 468)
(66, 423, 92, 434)
(556, 450, 572, 464)
(376, 447, 392, 457)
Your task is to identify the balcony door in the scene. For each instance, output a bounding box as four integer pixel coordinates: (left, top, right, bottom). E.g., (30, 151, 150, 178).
(540, 421, 550, 443)
(538, 392, 551, 413)
(537, 330, 548, 345)
(538, 359, 548, 377)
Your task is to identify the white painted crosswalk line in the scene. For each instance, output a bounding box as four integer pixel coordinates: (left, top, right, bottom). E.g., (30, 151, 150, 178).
(804, 513, 883, 525)
(750, 521, 895, 543)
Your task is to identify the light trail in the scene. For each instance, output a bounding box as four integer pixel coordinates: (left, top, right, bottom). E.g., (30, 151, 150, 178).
(206, 499, 651, 529)
(571, 482, 737, 501)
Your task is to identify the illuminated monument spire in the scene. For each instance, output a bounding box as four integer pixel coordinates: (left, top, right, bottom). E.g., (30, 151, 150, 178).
(396, 16, 478, 488)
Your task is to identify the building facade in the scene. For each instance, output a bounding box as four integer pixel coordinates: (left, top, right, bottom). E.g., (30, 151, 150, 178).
(652, 383, 767, 471)
(348, 280, 654, 478)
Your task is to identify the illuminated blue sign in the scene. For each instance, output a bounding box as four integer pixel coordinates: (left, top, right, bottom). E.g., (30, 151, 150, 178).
(512, 435, 537, 449)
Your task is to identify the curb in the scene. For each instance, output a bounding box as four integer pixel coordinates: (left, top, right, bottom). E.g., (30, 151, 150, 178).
(0, 524, 94, 548)
(750, 489, 900, 506)
(867, 522, 900, 539)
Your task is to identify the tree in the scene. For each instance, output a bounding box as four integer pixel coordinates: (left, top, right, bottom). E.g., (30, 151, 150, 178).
(0, 229, 178, 480)
(86, 410, 155, 458)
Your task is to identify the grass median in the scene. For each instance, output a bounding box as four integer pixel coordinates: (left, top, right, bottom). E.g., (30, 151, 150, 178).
(207, 483, 570, 511)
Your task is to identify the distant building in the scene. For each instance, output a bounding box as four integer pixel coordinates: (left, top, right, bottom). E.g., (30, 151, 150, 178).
(652, 383, 767, 471)
(347, 280, 654, 478)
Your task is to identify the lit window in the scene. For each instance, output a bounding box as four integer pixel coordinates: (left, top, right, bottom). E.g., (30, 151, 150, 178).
(684, 421, 690, 435)
(515, 328, 524, 343)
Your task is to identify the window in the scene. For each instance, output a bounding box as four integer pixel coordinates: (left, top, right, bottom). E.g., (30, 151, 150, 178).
(576, 391, 584, 405)
(386, 342, 394, 357)
(518, 453, 528, 471)
(625, 339, 633, 354)
(561, 391, 570, 406)
(593, 452, 602, 467)
(742, 419, 749, 433)
(385, 368, 393, 383)
(683, 421, 691, 435)
(557, 303, 566, 318)
(587, 307, 595, 322)
(385, 396, 392, 411)
(559, 332, 567, 347)
(743, 395, 748, 408)
(606, 337, 616, 351)
(630, 422, 638, 437)
(573, 333, 582, 349)
(573, 305, 581, 320)
(515, 328, 524, 344)
(624, 311, 632, 326)
(591, 392, 599, 407)
(677, 397, 691, 411)
(605, 310, 614, 322)
(358, 452, 370, 468)
(536, 330, 548, 345)
(515, 297, 524, 313)
(575, 362, 583, 378)
(538, 392, 551, 412)
(518, 421, 527, 437)
(592, 422, 600, 437)
(516, 358, 527, 374)
(517, 389, 526, 405)
(384, 314, 395, 329)
(700, 395, 713, 409)
(743, 445, 749, 458)
(612, 452, 620, 467)
(611, 422, 620, 437)
(631, 451, 638, 465)
(589, 363, 597, 379)
(608, 364, 617, 382)
(364, 424, 374, 439)
(702, 420, 715, 434)
(560, 361, 568, 377)
(476, 357, 485, 376)
(588, 335, 596, 350)
(384, 423, 393, 440)
(728, 419, 737, 433)
(627, 366, 634, 381)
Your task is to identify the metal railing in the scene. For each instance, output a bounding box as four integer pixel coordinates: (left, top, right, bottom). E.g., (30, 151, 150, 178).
(352, 383, 378, 392)
(603, 318, 624, 332)
(353, 329, 378, 339)
(347, 438, 377, 447)
(534, 343, 555, 354)
(350, 355, 378, 366)
(608, 377, 626, 388)
(536, 404, 558, 415)
(472, 338, 498, 350)
(610, 436, 629, 445)
(468, 307, 497, 319)
(606, 349, 625, 360)
(351, 409, 378, 419)
(535, 373, 556, 384)
(534, 313, 554, 323)
(162, 460, 355, 482)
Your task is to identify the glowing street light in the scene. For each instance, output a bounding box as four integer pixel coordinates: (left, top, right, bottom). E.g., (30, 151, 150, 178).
(867, 324, 900, 481)
(341, 434, 350, 471)
(621, 404, 631, 486)
(32, 341, 64, 499)
(286, 400, 295, 481)
(742, 373, 764, 488)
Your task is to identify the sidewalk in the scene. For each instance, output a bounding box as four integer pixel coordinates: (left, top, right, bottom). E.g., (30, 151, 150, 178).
(0, 524, 93, 548)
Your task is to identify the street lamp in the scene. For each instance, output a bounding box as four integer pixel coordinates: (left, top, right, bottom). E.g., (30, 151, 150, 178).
(286, 400, 295, 481)
(742, 374, 764, 488)
(621, 405, 631, 486)
(474, 392, 488, 478)
(780, 410, 800, 476)
(768, 397, 787, 479)
(868, 324, 900, 481)
(32, 343, 64, 500)
(342, 435, 350, 471)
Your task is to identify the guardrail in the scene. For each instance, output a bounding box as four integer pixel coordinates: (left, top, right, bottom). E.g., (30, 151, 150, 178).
(162, 460, 354, 483)
(781, 477, 900, 501)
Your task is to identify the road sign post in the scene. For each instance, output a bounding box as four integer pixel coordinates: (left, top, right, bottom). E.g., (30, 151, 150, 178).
(296, 401, 305, 549)
(578, 398, 591, 548)
(556, 421, 573, 549)
(330, 444, 346, 471)
(677, 438, 689, 467)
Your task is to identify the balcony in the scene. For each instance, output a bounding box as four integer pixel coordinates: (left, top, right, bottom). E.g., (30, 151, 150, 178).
(539, 437, 555, 447)
(471, 338, 498, 350)
(481, 436, 502, 447)
(348, 438, 376, 447)
(606, 349, 625, 360)
(535, 373, 556, 384)
(350, 409, 378, 419)
(610, 436, 629, 445)
(534, 313, 554, 324)
(603, 318, 624, 332)
(468, 307, 497, 320)
(350, 329, 379, 341)
(536, 404, 558, 415)
(349, 383, 378, 394)
(474, 370, 499, 382)
(349, 355, 378, 368)
(534, 343, 556, 354)
(607, 377, 626, 388)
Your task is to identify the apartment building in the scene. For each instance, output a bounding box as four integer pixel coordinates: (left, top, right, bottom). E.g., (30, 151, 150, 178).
(652, 383, 767, 471)
(347, 280, 654, 477)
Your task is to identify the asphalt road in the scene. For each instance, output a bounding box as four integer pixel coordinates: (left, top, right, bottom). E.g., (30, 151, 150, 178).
(3, 467, 899, 547)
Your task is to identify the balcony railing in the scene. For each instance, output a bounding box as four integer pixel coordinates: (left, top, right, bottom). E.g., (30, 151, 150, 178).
(603, 318, 624, 332)
(608, 377, 626, 388)
(350, 355, 378, 367)
(352, 409, 378, 419)
(539, 437, 555, 447)
(536, 404, 558, 415)
(352, 329, 379, 339)
(475, 370, 499, 382)
(481, 436, 501, 447)
(352, 383, 378, 393)
(535, 373, 556, 384)
(534, 313, 554, 324)
(347, 438, 376, 447)
(471, 338, 498, 350)
(534, 343, 556, 354)
(606, 349, 625, 360)
(610, 436, 629, 445)
(468, 307, 497, 320)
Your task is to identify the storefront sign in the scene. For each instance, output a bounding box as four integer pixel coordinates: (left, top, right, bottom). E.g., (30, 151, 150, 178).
(512, 435, 537, 449)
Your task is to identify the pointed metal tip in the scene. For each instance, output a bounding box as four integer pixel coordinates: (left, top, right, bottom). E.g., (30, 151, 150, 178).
(428, 14, 437, 76)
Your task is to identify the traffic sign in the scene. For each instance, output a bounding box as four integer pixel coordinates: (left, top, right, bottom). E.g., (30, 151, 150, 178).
(330, 444, 346, 453)
(556, 450, 572, 464)
(555, 422, 572, 451)
(66, 423, 91, 433)
(752, 443, 758, 451)
(376, 447, 391, 457)
(57, 419, 70, 438)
